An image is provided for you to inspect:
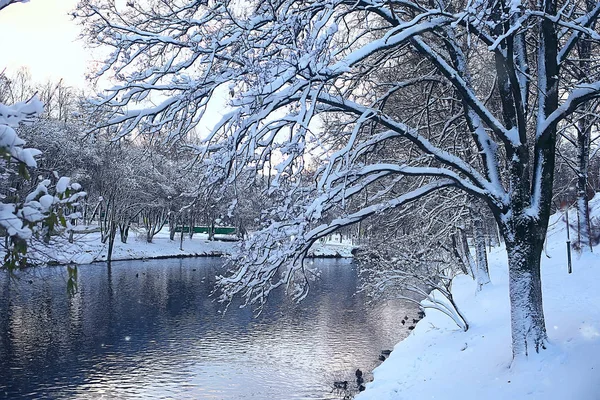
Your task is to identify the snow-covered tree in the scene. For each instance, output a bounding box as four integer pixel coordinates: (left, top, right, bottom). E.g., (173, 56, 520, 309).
(0, 96, 85, 269)
(78, 0, 600, 358)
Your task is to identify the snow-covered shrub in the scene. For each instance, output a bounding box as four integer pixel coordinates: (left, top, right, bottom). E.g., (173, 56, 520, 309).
(0, 97, 85, 269)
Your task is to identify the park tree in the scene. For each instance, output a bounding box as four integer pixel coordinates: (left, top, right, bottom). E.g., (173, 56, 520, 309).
(77, 0, 600, 358)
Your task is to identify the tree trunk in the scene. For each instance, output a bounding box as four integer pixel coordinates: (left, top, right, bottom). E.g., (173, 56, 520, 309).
(107, 220, 117, 265)
(501, 220, 548, 358)
(574, 103, 594, 253)
(451, 232, 470, 276)
(459, 228, 476, 278)
(574, 0, 596, 252)
(179, 222, 185, 250)
(189, 216, 195, 239)
(472, 209, 491, 291)
(169, 214, 177, 241)
(119, 222, 129, 243)
(208, 218, 215, 241)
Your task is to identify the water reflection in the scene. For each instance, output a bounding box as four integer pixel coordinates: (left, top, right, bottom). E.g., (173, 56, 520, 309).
(0, 258, 416, 399)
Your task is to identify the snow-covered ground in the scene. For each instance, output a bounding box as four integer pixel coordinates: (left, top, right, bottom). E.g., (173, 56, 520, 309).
(357, 199, 600, 399)
(30, 228, 354, 265)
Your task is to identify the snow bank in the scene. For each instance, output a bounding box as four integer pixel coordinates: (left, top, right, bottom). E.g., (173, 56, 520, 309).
(357, 200, 600, 400)
(310, 239, 356, 258)
(28, 228, 355, 265)
(28, 229, 235, 265)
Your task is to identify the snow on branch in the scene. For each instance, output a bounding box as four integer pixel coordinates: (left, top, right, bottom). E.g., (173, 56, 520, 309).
(218, 179, 455, 309)
(314, 92, 507, 207)
(0, 96, 44, 167)
(0, 0, 27, 11)
(556, 1, 600, 64)
(539, 81, 600, 136)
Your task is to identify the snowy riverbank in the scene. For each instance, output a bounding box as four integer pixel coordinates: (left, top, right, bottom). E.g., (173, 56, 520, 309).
(29, 228, 355, 265)
(357, 200, 600, 399)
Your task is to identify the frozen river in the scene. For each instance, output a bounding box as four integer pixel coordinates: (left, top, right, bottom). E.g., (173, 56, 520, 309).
(0, 258, 417, 399)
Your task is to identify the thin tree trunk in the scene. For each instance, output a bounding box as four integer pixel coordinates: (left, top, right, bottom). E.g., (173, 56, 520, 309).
(189, 216, 195, 239)
(451, 232, 470, 276)
(459, 228, 476, 278)
(472, 208, 491, 291)
(574, 87, 593, 252)
(169, 214, 177, 241)
(107, 220, 117, 265)
(179, 220, 185, 250)
(574, 0, 596, 252)
(208, 217, 215, 241)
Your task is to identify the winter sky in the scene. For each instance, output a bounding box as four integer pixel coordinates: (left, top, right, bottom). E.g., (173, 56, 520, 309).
(0, 1, 315, 137)
(0, 0, 89, 87)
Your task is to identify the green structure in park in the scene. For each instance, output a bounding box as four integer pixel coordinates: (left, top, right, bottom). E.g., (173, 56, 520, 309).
(173, 226, 236, 235)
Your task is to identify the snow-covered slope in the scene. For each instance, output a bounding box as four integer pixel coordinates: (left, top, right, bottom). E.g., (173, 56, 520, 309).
(357, 197, 600, 400)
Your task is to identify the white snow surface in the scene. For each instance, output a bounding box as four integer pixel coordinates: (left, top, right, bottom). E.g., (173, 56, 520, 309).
(357, 196, 600, 400)
(29, 228, 354, 265)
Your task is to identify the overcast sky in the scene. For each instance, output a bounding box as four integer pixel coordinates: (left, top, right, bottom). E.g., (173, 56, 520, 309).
(0, 0, 90, 87)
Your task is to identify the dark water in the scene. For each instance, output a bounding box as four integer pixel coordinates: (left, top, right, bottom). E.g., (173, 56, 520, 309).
(0, 258, 416, 399)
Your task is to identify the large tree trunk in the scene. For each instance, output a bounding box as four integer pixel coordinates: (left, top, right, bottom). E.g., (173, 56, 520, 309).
(501, 218, 549, 358)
